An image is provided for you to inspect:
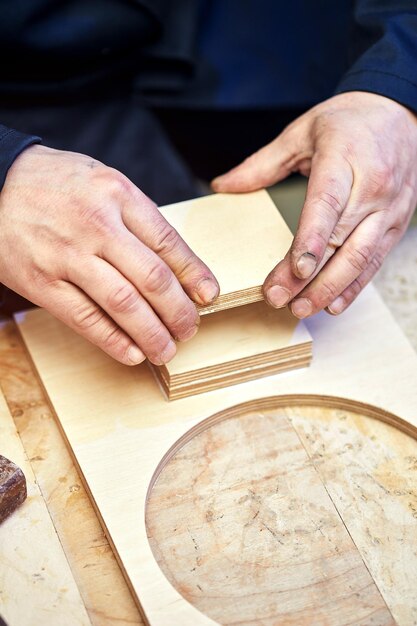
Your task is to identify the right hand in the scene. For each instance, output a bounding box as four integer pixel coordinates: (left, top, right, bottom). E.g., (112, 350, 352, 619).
(0, 145, 219, 365)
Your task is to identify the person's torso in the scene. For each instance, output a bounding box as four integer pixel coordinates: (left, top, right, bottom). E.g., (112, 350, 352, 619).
(0, 0, 353, 108)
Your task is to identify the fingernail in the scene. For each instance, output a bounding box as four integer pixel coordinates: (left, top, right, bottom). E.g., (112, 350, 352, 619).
(266, 285, 291, 308)
(328, 296, 345, 315)
(196, 278, 219, 305)
(127, 345, 145, 365)
(160, 339, 177, 364)
(297, 253, 317, 279)
(291, 298, 313, 318)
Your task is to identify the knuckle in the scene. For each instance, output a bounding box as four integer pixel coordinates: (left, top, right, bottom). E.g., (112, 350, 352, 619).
(141, 324, 170, 357)
(327, 228, 345, 252)
(345, 243, 373, 273)
(71, 301, 105, 331)
(387, 223, 404, 239)
(320, 279, 339, 302)
(143, 261, 172, 295)
(30, 265, 56, 289)
(144, 325, 166, 345)
(365, 165, 396, 199)
(153, 222, 182, 256)
(107, 284, 140, 315)
(102, 168, 133, 198)
(77, 203, 118, 236)
(315, 190, 344, 219)
(101, 326, 127, 352)
(175, 254, 202, 283)
(170, 305, 197, 335)
(370, 253, 383, 273)
(348, 278, 363, 299)
(337, 280, 361, 311)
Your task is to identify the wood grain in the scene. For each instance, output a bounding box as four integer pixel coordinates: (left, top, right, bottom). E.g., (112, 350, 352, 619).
(159, 190, 293, 314)
(0, 321, 144, 626)
(146, 407, 396, 626)
(0, 386, 91, 626)
(14, 284, 417, 625)
(287, 405, 417, 626)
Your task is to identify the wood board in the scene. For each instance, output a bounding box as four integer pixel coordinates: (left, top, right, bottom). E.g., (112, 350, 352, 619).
(0, 388, 91, 626)
(0, 320, 144, 626)
(159, 190, 293, 314)
(14, 284, 417, 625)
(151, 301, 312, 399)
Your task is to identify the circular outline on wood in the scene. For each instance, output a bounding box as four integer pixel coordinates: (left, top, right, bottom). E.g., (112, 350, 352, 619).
(146, 394, 417, 499)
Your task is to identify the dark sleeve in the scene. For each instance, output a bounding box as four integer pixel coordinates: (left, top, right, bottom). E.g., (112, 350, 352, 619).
(0, 125, 41, 191)
(336, 2, 417, 112)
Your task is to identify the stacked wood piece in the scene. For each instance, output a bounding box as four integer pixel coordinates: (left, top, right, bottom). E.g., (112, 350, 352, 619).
(159, 190, 293, 315)
(150, 301, 312, 400)
(155, 190, 311, 399)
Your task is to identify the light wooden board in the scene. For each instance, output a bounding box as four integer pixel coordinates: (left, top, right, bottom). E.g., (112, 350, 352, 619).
(0, 320, 144, 626)
(159, 191, 293, 314)
(151, 302, 312, 399)
(0, 388, 91, 626)
(15, 284, 417, 625)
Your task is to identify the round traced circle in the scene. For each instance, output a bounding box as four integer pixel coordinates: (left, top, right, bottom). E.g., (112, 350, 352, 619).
(145, 396, 417, 626)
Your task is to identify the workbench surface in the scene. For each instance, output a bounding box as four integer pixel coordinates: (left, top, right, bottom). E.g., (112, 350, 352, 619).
(0, 183, 416, 626)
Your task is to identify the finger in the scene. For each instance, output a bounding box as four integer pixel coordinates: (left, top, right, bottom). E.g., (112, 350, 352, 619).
(288, 151, 354, 280)
(37, 280, 146, 366)
(100, 231, 200, 343)
(289, 212, 387, 318)
(263, 200, 365, 310)
(68, 256, 179, 365)
(263, 250, 308, 309)
(122, 195, 220, 306)
(264, 181, 392, 310)
(211, 121, 308, 193)
(326, 226, 401, 315)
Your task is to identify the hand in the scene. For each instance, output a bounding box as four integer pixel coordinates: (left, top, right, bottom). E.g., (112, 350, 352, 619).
(212, 92, 417, 318)
(0, 145, 219, 365)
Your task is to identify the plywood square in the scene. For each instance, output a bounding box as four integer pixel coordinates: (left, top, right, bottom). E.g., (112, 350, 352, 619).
(151, 302, 312, 399)
(159, 190, 293, 314)
(14, 285, 417, 625)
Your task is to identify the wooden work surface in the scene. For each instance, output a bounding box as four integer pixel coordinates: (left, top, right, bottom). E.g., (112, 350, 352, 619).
(1, 323, 416, 626)
(0, 320, 143, 626)
(14, 282, 417, 626)
(1, 184, 417, 625)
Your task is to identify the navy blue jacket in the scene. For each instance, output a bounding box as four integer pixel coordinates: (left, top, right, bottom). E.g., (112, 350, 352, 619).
(1, 0, 417, 190)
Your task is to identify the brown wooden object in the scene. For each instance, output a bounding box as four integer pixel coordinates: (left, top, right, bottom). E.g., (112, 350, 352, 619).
(0, 454, 26, 523)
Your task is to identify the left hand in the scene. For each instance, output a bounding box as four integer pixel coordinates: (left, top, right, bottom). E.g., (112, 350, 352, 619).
(212, 92, 417, 318)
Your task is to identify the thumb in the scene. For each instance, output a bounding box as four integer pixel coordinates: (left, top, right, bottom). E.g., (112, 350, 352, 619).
(211, 120, 308, 193)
